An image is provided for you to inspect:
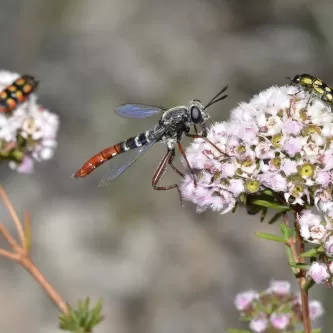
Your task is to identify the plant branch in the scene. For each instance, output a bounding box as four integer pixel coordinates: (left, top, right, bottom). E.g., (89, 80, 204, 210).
(0, 186, 26, 250)
(284, 213, 299, 266)
(0, 186, 69, 316)
(19, 255, 69, 315)
(294, 212, 311, 333)
(0, 248, 18, 260)
(0, 223, 20, 251)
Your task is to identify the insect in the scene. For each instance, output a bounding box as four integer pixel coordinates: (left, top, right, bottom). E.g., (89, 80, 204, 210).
(72, 86, 228, 198)
(0, 75, 39, 113)
(287, 74, 333, 107)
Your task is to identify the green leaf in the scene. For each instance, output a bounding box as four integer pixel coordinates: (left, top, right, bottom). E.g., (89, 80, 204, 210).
(260, 207, 268, 222)
(262, 189, 274, 196)
(285, 246, 298, 275)
(280, 223, 291, 239)
(303, 278, 316, 291)
(246, 203, 262, 215)
(299, 246, 323, 258)
(268, 211, 285, 224)
(289, 262, 310, 269)
(59, 298, 104, 332)
(252, 199, 289, 211)
(255, 232, 285, 243)
(232, 201, 238, 213)
(293, 329, 321, 333)
(227, 329, 253, 333)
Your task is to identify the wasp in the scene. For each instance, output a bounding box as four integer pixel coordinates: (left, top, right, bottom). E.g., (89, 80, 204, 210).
(287, 73, 333, 107)
(0, 75, 39, 113)
(73, 86, 228, 199)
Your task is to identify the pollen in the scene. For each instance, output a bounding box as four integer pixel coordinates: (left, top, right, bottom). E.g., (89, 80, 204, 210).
(271, 157, 281, 169)
(299, 163, 314, 178)
(272, 134, 282, 148)
(245, 180, 260, 193)
(292, 183, 304, 197)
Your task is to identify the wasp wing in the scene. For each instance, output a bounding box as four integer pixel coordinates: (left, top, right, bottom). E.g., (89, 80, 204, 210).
(98, 128, 165, 188)
(115, 104, 166, 118)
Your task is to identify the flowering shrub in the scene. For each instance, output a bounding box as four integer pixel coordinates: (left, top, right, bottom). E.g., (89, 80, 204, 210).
(0, 70, 59, 173)
(180, 81, 333, 333)
(180, 85, 333, 214)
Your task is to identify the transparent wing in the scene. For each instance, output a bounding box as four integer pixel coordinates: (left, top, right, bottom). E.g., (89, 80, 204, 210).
(115, 104, 165, 118)
(98, 129, 165, 188)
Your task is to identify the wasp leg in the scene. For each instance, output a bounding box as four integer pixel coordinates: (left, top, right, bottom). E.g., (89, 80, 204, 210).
(168, 149, 185, 178)
(288, 89, 304, 97)
(177, 142, 197, 186)
(185, 132, 227, 156)
(152, 149, 183, 206)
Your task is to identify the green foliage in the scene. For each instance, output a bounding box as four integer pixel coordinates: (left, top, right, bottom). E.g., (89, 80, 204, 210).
(288, 262, 311, 269)
(300, 246, 324, 258)
(245, 191, 290, 225)
(255, 232, 285, 243)
(59, 298, 103, 333)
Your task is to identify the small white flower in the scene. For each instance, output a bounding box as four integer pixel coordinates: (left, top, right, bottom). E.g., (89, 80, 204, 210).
(0, 70, 59, 173)
(308, 224, 327, 244)
(270, 312, 290, 330)
(270, 280, 291, 295)
(324, 234, 333, 257)
(307, 262, 330, 284)
(309, 300, 324, 320)
(235, 290, 259, 311)
(249, 315, 268, 333)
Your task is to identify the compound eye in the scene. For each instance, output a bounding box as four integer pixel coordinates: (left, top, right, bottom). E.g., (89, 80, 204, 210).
(191, 106, 203, 124)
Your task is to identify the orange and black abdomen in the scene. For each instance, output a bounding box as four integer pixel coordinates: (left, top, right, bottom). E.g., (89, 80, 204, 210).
(0, 75, 39, 113)
(72, 144, 123, 178)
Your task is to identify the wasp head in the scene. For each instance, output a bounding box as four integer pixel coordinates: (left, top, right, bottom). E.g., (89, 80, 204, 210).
(189, 99, 209, 129)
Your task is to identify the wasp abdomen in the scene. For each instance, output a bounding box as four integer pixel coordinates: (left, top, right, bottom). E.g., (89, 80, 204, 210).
(72, 144, 122, 178)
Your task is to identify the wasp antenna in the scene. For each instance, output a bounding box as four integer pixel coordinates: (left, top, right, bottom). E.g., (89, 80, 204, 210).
(205, 85, 229, 109)
(220, 85, 228, 94)
(206, 94, 228, 108)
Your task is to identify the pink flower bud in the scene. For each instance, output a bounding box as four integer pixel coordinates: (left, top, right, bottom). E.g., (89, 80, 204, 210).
(234, 290, 258, 311)
(249, 315, 268, 333)
(270, 312, 290, 330)
(309, 300, 324, 320)
(307, 262, 330, 284)
(269, 280, 290, 295)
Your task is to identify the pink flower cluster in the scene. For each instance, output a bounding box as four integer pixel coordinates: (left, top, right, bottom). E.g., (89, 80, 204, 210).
(180, 85, 333, 213)
(0, 70, 59, 173)
(234, 281, 323, 333)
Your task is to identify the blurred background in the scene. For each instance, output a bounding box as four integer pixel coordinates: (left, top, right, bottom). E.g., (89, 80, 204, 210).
(0, 0, 331, 332)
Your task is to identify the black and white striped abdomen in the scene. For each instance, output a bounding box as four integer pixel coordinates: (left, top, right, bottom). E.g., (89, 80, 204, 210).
(119, 128, 157, 152)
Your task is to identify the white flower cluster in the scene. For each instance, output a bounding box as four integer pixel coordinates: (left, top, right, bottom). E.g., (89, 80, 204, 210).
(180, 85, 333, 213)
(0, 70, 59, 173)
(234, 280, 323, 333)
